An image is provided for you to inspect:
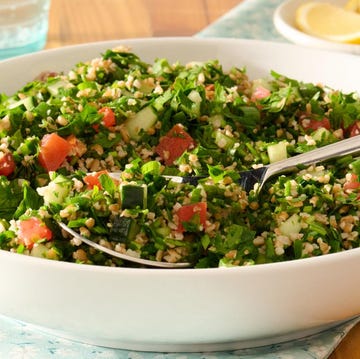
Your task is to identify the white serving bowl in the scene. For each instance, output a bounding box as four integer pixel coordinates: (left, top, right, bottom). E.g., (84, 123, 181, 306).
(0, 38, 360, 352)
(274, 0, 360, 55)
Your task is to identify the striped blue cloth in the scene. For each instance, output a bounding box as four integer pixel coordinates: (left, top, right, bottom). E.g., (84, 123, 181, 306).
(197, 0, 286, 41)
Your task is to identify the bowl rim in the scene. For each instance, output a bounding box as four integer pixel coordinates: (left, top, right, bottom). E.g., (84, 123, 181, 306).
(3, 243, 360, 275)
(1, 36, 360, 94)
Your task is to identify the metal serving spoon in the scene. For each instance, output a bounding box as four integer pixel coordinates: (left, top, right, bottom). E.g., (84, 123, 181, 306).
(59, 135, 360, 268)
(58, 222, 191, 268)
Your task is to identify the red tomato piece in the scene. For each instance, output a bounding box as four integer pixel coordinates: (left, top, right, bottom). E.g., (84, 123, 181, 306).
(176, 202, 207, 233)
(301, 117, 331, 132)
(251, 86, 271, 101)
(18, 217, 53, 249)
(93, 107, 116, 131)
(99, 107, 116, 127)
(38, 133, 71, 172)
(0, 152, 15, 177)
(344, 173, 360, 192)
(347, 121, 360, 137)
(83, 170, 109, 189)
(155, 124, 195, 165)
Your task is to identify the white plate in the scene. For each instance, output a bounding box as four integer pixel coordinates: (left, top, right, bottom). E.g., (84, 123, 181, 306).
(1, 37, 360, 352)
(273, 0, 360, 55)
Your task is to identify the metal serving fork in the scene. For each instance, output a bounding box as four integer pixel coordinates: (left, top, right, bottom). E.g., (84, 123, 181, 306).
(237, 135, 360, 193)
(166, 135, 360, 193)
(59, 136, 360, 268)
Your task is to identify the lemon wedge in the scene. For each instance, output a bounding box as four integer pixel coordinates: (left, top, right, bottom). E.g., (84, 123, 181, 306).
(295, 2, 360, 44)
(345, 0, 360, 13)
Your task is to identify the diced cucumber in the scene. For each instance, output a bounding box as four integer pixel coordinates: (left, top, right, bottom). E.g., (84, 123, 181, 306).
(187, 90, 202, 104)
(120, 184, 147, 209)
(77, 81, 99, 91)
(8, 96, 34, 111)
(141, 161, 161, 176)
(279, 213, 302, 236)
(30, 243, 48, 258)
(47, 78, 69, 96)
(110, 216, 140, 243)
(214, 130, 235, 150)
(187, 90, 202, 117)
(312, 128, 331, 143)
(208, 114, 226, 128)
(150, 218, 171, 238)
(124, 106, 157, 140)
(156, 226, 171, 238)
(16, 137, 39, 156)
(267, 141, 288, 163)
(36, 173, 72, 205)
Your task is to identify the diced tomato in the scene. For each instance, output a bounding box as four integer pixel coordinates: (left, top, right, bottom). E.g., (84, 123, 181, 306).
(176, 202, 207, 233)
(38, 133, 71, 172)
(18, 217, 53, 249)
(155, 124, 195, 165)
(93, 107, 116, 131)
(301, 117, 331, 132)
(0, 152, 15, 177)
(251, 86, 271, 101)
(347, 121, 360, 137)
(344, 173, 360, 192)
(83, 170, 111, 189)
(99, 107, 116, 127)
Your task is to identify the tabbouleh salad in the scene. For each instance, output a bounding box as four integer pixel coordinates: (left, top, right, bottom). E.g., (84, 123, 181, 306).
(0, 46, 360, 268)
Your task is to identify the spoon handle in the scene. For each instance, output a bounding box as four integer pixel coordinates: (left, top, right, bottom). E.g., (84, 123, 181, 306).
(265, 135, 360, 181)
